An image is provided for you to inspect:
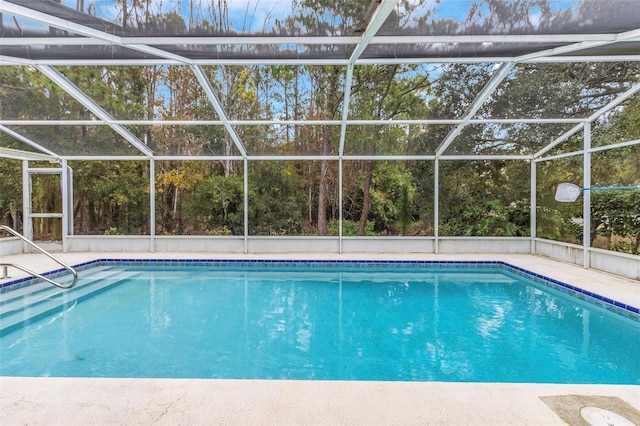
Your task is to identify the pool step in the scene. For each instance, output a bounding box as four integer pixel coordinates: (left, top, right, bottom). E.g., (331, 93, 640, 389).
(0, 266, 117, 309)
(0, 270, 141, 332)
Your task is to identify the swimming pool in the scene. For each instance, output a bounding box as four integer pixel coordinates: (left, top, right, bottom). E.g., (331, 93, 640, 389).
(1, 260, 638, 384)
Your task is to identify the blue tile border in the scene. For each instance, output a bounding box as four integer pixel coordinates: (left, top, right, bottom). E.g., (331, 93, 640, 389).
(495, 262, 639, 321)
(2, 258, 638, 321)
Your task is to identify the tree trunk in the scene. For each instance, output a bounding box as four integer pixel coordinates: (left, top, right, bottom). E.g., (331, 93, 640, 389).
(73, 197, 83, 234)
(172, 186, 179, 216)
(318, 157, 329, 235)
(317, 68, 339, 236)
(308, 163, 313, 226)
(357, 160, 374, 236)
(355, 66, 397, 236)
(87, 199, 96, 232)
(10, 201, 18, 230)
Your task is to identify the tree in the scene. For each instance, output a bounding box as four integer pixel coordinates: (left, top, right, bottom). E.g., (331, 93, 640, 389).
(349, 65, 431, 235)
(282, 0, 373, 235)
(185, 173, 244, 235)
(71, 160, 150, 235)
(248, 161, 305, 235)
(0, 158, 22, 230)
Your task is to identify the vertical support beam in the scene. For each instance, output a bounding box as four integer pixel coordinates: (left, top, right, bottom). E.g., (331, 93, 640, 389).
(530, 160, 536, 254)
(336, 0, 398, 251)
(149, 159, 156, 253)
(22, 160, 31, 245)
(61, 159, 69, 253)
(339, 0, 399, 127)
(244, 158, 249, 254)
(66, 164, 74, 238)
(583, 123, 591, 268)
(338, 64, 354, 158)
(339, 157, 343, 254)
(434, 158, 439, 254)
(337, 66, 353, 252)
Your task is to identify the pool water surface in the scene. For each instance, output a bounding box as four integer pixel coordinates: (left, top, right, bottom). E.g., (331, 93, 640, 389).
(1, 260, 638, 384)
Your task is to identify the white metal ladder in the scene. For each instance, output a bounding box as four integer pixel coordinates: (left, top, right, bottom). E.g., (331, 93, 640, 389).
(0, 225, 78, 289)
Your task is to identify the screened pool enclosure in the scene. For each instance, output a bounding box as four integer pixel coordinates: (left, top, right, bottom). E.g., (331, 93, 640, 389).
(0, 0, 638, 278)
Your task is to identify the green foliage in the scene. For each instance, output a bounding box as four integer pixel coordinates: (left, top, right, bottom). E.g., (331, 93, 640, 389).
(207, 226, 233, 236)
(542, 189, 640, 254)
(341, 162, 420, 236)
(185, 174, 244, 235)
(591, 190, 640, 254)
(103, 227, 121, 236)
(441, 199, 529, 237)
(328, 220, 375, 236)
(371, 162, 417, 234)
(398, 185, 413, 236)
(437, 160, 530, 236)
(537, 98, 639, 252)
(248, 162, 305, 236)
(72, 160, 150, 235)
(535, 156, 583, 242)
(58, 66, 147, 119)
(0, 66, 77, 120)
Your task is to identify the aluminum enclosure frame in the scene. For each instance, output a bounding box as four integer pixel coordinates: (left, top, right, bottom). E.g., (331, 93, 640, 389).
(0, 0, 638, 272)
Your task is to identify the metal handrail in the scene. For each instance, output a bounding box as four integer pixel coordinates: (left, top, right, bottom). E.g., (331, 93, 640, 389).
(0, 225, 78, 289)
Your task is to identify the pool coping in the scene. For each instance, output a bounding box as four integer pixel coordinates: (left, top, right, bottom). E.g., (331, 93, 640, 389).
(2, 258, 638, 321)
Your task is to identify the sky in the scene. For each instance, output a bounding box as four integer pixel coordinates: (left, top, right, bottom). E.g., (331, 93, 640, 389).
(55, 0, 295, 33)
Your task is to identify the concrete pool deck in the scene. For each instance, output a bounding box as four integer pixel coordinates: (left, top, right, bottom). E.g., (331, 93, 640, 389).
(1, 252, 639, 425)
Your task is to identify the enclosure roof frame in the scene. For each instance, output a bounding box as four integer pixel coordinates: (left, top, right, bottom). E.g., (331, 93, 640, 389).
(0, 0, 639, 161)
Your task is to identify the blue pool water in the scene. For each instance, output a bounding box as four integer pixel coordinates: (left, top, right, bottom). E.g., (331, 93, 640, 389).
(0, 260, 638, 384)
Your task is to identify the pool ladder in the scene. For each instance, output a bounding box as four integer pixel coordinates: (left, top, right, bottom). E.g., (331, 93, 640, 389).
(0, 225, 78, 289)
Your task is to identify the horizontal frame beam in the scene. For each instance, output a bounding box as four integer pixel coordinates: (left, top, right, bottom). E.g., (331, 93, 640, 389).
(0, 147, 58, 162)
(49, 155, 534, 162)
(534, 138, 639, 163)
(0, 34, 627, 47)
(0, 118, 586, 126)
(3, 56, 639, 67)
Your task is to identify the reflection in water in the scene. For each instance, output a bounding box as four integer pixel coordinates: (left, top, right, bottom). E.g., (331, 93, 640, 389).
(475, 303, 509, 339)
(582, 308, 590, 356)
